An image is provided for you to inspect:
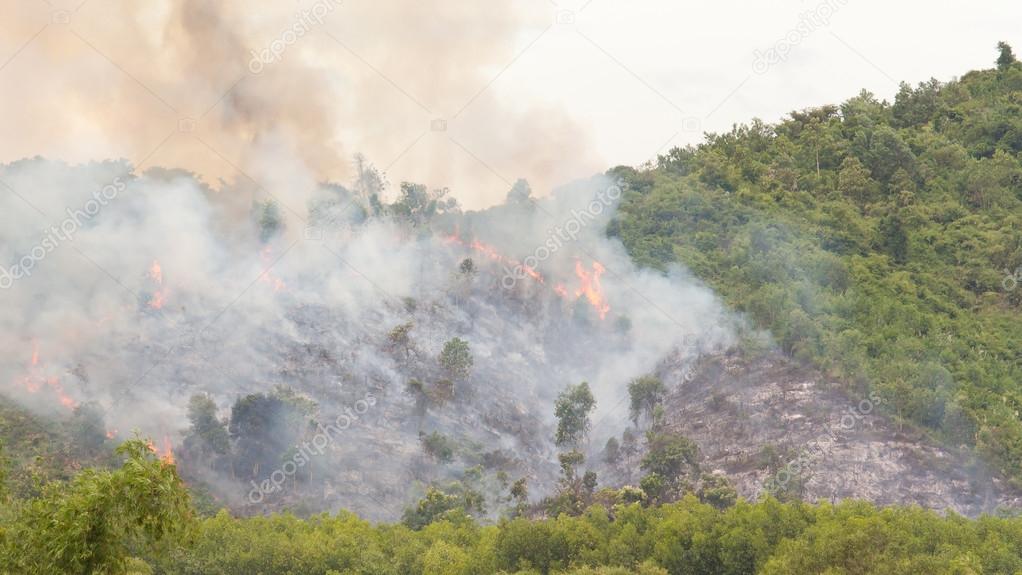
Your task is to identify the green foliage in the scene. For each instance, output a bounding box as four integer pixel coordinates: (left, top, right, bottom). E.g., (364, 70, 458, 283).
(388, 321, 414, 352)
(997, 41, 1017, 71)
(138, 496, 1022, 575)
(555, 382, 597, 448)
(506, 178, 534, 208)
(389, 182, 459, 225)
(186, 394, 229, 456)
(1, 438, 194, 574)
(68, 401, 108, 456)
(603, 437, 621, 465)
(6, 458, 1020, 575)
(641, 430, 700, 483)
(420, 431, 456, 463)
(628, 375, 666, 428)
(612, 50, 1022, 485)
(697, 473, 738, 510)
(439, 337, 473, 380)
(256, 200, 284, 243)
(403, 486, 463, 530)
(402, 484, 485, 530)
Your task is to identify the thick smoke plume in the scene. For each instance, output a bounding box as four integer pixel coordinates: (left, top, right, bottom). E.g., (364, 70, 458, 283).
(0, 157, 734, 518)
(0, 0, 602, 209)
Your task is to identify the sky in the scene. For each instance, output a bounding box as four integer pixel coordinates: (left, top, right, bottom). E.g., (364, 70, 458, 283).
(1, 0, 1020, 209)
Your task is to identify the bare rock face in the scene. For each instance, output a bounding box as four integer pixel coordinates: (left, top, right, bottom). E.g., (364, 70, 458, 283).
(660, 351, 1021, 516)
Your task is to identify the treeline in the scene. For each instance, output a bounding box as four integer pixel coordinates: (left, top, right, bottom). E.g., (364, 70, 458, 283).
(611, 44, 1022, 484)
(150, 497, 1022, 574)
(5, 441, 1022, 574)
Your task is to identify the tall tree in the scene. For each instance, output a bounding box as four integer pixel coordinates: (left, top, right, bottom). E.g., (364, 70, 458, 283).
(554, 382, 597, 448)
(439, 337, 473, 380)
(997, 41, 1017, 70)
(628, 375, 667, 428)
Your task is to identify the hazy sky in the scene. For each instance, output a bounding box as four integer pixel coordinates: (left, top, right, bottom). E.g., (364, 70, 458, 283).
(1, 0, 1020, 208)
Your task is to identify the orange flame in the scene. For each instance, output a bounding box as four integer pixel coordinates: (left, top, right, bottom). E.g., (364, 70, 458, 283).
(259, 247, 287, 292)
(147, 260, 167, 309)
(106, 429, 118, 439)
(443, 231, 611, 319)
(160, 434, 175, 465)
(145, 435, 175, 465)
(574, 260, 610, 320)
(445, 232, 546, 284)
(17, 343, 77, 409)
(148, 260, 163, 284)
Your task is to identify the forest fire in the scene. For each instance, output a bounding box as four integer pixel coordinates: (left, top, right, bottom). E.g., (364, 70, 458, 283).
(574, 260, 610, 320)
(148, 260, 167, 309)
(443, 231, 611, 319)
(17, 342, 77, 409)
(260, 247, 287, 293)
(146, 435, 175, 465)
(444, 233, 546, 284)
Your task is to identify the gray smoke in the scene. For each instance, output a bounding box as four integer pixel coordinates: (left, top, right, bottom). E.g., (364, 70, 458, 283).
(0, 157, 735, 518)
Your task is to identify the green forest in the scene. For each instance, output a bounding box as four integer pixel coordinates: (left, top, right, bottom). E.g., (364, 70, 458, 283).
(4, 45, 1022, 575)
(611, 43, 1022, 485)
(3, 440, 1022, 574)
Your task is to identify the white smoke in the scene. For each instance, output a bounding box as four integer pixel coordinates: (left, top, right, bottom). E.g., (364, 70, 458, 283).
(0, 157, 735, 518)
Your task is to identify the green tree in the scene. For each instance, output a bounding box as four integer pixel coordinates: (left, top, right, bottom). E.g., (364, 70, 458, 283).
(554, 382, 597, 447)
(420, 431, 455, 463)
(439, 337, 473, 380)
(628, 375, 667, 428)
(997, 41, 1017, 70)
(186, 394, 229, 456)
(402, 486, 460, 530)
(256, 200, 284, 242)
(388, 321, 415, 358)
(505, 178, 534, 208)
(1, 439, 194, 574)
(697, 473, 738, 509)
(603, 437, 621, 464)
(641, 430, 700, 483)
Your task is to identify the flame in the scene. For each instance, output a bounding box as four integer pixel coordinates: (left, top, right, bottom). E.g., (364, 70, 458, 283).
(259, 247, 287, 292)
(444, 232, 545, 284)
(17, 343, 77, 409)
(148, 260, 163, 283)
(443, 231, 611, 319)
(106, 429, 118, 439)
(147, 260, 167, 309)
(574, 260, 610, 320)
(160, 434, 175, 464)
(145, 435, 175, 465)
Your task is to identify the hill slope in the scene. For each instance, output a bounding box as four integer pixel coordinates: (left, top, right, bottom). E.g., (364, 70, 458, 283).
(611, 54, 1022, 486)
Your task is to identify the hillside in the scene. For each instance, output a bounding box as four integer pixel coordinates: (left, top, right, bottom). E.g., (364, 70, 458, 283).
(4, 44, 1022, 575)
(610, 55, 1022, 487)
